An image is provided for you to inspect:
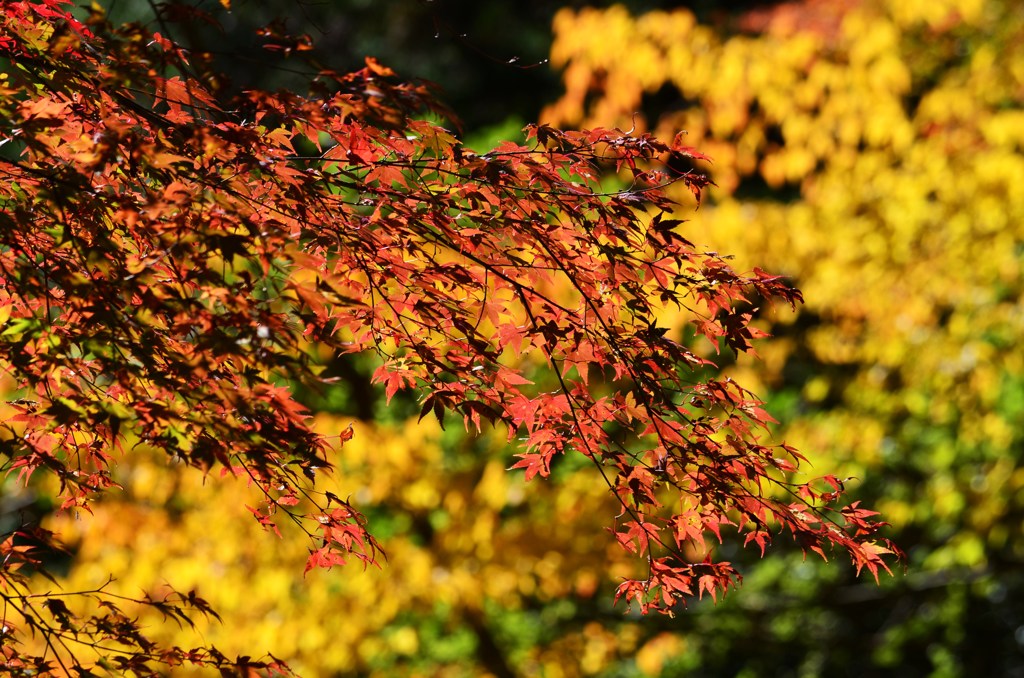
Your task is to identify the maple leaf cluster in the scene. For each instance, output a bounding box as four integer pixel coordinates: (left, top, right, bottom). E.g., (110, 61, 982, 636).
(0, 0, 900, 673)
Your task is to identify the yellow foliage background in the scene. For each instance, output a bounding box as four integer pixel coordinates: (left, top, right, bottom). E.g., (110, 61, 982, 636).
(541, 0, 1024, 673)
(545, 0, 1024, 568)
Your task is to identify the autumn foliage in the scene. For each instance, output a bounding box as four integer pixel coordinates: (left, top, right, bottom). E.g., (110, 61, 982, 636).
(544, 0, 1024, 673)
(1, 1, 899, 673)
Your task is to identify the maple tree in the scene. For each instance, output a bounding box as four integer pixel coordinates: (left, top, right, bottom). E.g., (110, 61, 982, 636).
(0, 1, 900, 674)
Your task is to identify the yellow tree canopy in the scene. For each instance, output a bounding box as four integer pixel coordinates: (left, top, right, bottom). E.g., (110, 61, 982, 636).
(543, 0, 1024, 672)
